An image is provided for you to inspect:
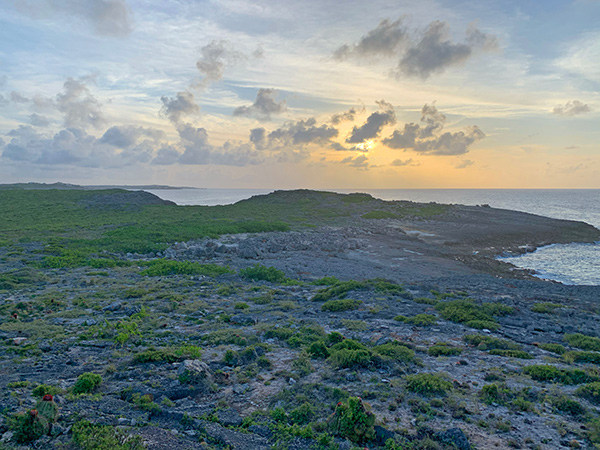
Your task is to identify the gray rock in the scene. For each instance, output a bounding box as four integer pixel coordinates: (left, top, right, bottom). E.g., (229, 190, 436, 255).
(217, 408, 243, 427)
(197, 420, 270, 450)
(177, 360, 212, 390)
(434, 428, 471, 450)
(230, 314, 257, 326)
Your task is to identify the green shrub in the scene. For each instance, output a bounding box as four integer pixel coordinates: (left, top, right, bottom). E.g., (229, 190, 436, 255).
(307, 340, 330, 358)
(286, 325, 327, 348)
(395, 314, 437, 326)
(289, 402, 314, 425)
(538, 343, 566, 355)
(523, 365, 598, 385)
(321, 299, 362, 312)
(488, 349, 533, 359)
(405, 373, 453, 396)
(565, 333, 600, 351)
(10, 410, 49, 443)
(480, 383, 511, 405)
(328, 349, 373, 369)
(373, 342, 416, 364)
(133, 345, 201, 363)
(312, 280, 366, 302)
(32, 384, 62, 398)
(428, 343, 462, 357)
(72, 372, 102, 395)
(72, 420, 146, 450)
(240, 264, 288, 283)
(140, 259, 232, 277)
(531, 302, 563, 314)
(234, 302, 249, 310)
(328, 397, 375, 443)
(576, 382, 600, 405)
(564, 351, 600, 365)
(463, 334, 520, 351)
(464, 320, 500, 331)
(327, 332, 345, 345)
(550, 395, 585, 415)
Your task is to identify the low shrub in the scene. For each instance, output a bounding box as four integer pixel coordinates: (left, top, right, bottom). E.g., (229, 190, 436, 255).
(373, 341, 416, 364)
(134, 345, 201, 364)
(405, 373, 453, 396)
(564, 351, 600, 365)
(576, 382, 600, 405)
(550, 395, 585, 415)
(72, 372, 102, 395)
(480, 383, 511, 405)
(321, 299, 362, 312)
(428, 343, 462, 357)
(312, 280, 366, 302)
(72, 420, 146, 450)
(565, 333, 600, 351)
(239, 264, 288, 283)
(307, 340, 330, 358)
(488, 349, 533, 359)
(32, 384, 62, 398)
(531, 302, 563, 314)
(523, 365, 598, 385)
(140, 259, 232, 277)
(463, 335, 520, 351)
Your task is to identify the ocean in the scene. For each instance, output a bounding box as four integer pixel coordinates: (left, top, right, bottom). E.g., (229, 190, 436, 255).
(146, 188, 600, 286)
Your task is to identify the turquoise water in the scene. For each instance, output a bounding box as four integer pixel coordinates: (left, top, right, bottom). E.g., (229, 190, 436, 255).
(146, 188, 600, 286)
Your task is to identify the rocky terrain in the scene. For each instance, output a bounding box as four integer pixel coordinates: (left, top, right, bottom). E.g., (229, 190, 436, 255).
(1, 189, 600, 450)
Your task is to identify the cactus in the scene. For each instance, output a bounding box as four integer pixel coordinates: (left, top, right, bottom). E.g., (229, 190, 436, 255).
(36, 394, 59, 423)
(11, 409, 49, 443)
(328, 396, 376, 443)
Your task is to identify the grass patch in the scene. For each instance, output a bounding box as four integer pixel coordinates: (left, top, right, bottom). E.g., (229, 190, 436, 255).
(405, 373, 453, 396)
(488, 349, 533, 359)
(531, 302, 564, 314)
(72, 420, 146, 450)
(240, 264, 289, 283)
(576, 382, 600, 405)
(428, 343, 462, 357)
(361, 211, 396, 220)
(565, 333, 600, 351)
(140, 259, 233, 277)
(537, 343, 566, 355)
(321, 299, 362, 312)
(463, 334, 521, 351)
(434, 299, 512, 331)
(523, 365, 599, 385)
(133, 345, 202, 363)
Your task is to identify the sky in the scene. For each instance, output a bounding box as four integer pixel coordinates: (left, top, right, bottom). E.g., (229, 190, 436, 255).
(0, 0, 599, 188)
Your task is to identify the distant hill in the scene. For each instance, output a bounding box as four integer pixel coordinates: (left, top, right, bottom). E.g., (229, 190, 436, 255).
(0, 182, 197, 190)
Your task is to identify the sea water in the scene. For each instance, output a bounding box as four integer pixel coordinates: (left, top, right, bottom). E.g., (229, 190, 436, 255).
(146, 188, 600, 286)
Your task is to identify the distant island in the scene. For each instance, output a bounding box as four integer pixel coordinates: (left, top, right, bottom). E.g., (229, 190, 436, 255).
(0, 182, 198, 190)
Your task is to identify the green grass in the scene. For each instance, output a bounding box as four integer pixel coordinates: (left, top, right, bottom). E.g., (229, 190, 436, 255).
(72, 372, 102, 395)
(537, 343, 567, 355)
(523, 365, 599, 385)
(576, 382, 600, 405)
(434, 299, 512, 331)
(488, 349, 533, 359)
(72, 420, 146, 450)
(428, 343, 462, 357)
(139, 259, 233, 276)
(463, 334, 521, 351)
(395, 313, 437, 326)
(531, 302, 564, 314)
(133, 345, 202, 363)
(361, 211, 396, 219)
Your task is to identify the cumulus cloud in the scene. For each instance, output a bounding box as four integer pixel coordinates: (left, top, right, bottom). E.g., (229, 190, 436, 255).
(56, 77, 106, 130)
(552, 100, 593, 116)
(0, 94, 8, 107)
(266, 118, 339, 148)
(330, 107, 363, 124)
(341, 154, 369, 169)
(99, 125, 165, 148)
(336, 18, 497, 79)
(233, 88, 287, 120)
(160, 91, 200, 123)
(383, 103, 485, 155)
(29, 114, 50, 127)
(391, 158, 418, 166)
(196, 40, 243, 86)
(346, 100, 395, 144)
(13, 0, 132, 37)
(334, 19, 407, 60)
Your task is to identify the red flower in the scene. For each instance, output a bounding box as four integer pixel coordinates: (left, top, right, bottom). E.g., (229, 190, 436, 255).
(42, 394, 54, 402)
(29, 409, 38, 417)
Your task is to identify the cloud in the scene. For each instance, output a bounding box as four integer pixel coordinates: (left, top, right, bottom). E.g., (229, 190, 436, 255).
(56, 77, 106, 130)
(265, 118, 339, 148)
(391, 158, 418, 166)
(414, 126, 485, 155)
(29, 114, 50, 127)
(10, 91, 29, 103)
(0, 75, 6, 87)
(336, 19, 498, 79)
(455, 159, 474, 169)
(1, 125, 152, 167)
(330, 107, 363, 125)
(383, 103, 485, 155)
(552, 100, 593, 116)
(334, 19, 407, 60)
(233, 88, 287, 120)
(196, 40, 243, 86)
(13, 0, 132, 37)
(160, 91, 200, 123)
(0, 94, 7, 107)
(99, 125, 165, 148)
(341, 154, 369, 169)
(346, 100, 395, 144)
